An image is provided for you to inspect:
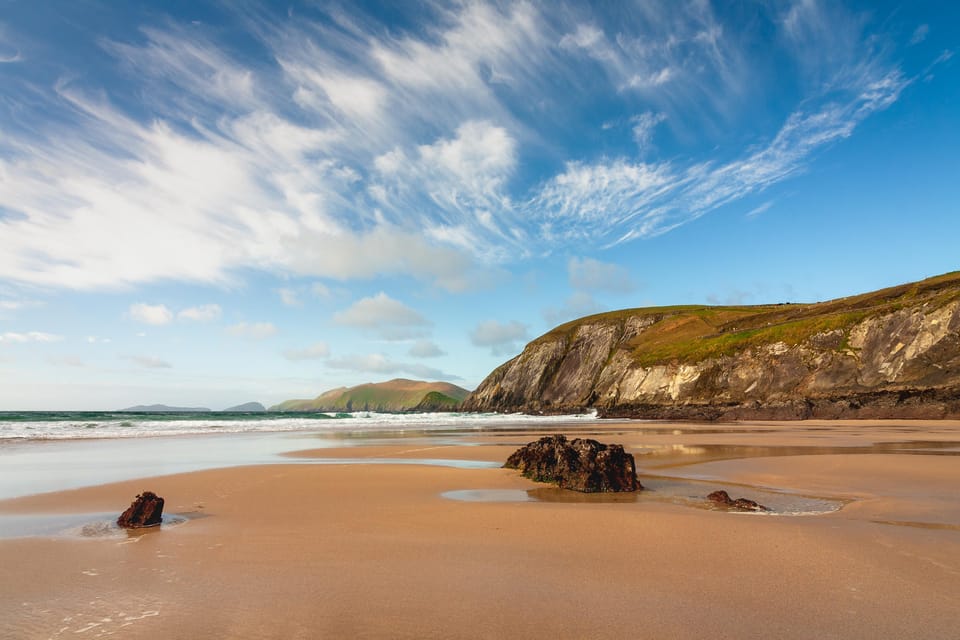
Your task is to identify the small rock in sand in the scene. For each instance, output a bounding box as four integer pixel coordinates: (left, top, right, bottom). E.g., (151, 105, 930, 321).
(707, 490, 768, 512)
(117, 491, 165, 528)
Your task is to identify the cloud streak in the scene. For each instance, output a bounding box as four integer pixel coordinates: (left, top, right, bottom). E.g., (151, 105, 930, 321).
(326, 353, 461, 381)
(0, 331, 63, 343)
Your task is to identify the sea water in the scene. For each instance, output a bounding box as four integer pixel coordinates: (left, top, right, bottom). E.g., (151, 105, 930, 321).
(0, 410, 598, 441)
(0, 411, 597, 500)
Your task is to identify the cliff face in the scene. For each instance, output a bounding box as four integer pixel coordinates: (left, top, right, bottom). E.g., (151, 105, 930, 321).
(463, 273, 960, 420)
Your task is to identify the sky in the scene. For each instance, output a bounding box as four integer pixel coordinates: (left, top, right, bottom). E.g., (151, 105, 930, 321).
(0, 0, 958, 410)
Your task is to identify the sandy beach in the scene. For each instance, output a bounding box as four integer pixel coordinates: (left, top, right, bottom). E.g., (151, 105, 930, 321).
(2, 420, 959, 639)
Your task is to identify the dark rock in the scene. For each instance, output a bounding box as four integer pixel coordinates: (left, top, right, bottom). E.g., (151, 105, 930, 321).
(504, 435, 641, 492)
(117, 491, 165, 528)
(707, 490, 768, 512)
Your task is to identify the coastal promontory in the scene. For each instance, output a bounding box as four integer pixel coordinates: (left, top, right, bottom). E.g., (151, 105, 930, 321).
(462, 272, 960, 420)
(271, 378, 470, 413)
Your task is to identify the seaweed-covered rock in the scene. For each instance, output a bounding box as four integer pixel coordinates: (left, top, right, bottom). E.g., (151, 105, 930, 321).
(504, 435, 641, 492)
(117, 491, 165, 528)
(707, 490, 768, 512)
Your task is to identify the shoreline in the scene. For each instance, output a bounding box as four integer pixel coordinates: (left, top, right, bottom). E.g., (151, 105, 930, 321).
(2, 420, 959, 638)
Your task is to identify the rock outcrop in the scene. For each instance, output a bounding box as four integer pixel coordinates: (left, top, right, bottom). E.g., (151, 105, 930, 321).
(117, 491, 165, 528)
(463, 273, 960, 420)
(707, 490, 768, 512)
(504, 435, 642, 492)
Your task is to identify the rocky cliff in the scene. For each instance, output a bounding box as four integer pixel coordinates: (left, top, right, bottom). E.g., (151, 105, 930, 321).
(463, 273, 960, 420)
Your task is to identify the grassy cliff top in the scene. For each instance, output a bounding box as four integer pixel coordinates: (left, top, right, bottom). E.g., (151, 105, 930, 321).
(534, 271, 960, 367)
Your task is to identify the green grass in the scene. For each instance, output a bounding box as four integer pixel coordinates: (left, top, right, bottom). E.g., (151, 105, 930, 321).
(631, 311, 869, 366)
(532, 271, 960, 368)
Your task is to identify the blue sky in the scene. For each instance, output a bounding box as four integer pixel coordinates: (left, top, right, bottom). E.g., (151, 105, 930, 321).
(0, 0, 957, 410)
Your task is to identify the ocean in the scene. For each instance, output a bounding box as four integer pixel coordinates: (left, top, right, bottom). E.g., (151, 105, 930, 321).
(0, 410, 598, 441)
(0, 410, 599, 500)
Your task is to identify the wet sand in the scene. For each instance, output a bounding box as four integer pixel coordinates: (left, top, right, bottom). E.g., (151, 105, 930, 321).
(1, 420, 959, 639)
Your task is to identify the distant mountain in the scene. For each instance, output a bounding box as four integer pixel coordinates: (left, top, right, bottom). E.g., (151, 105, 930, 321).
(463, 271, 960, 420)
(121, 404, 211, 413)
(222, 402, 266, 412)
(271, 379, 470, 413)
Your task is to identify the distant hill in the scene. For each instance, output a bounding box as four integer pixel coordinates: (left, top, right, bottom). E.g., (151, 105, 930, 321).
(222, 402, 266, 412)
(120, 404, 211, 413)
(271, 379, 470, 413)
(463, 271, 960, 420)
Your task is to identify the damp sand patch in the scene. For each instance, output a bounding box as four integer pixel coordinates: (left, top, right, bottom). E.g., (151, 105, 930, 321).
(0, 511, 194, 540)
(443, 476, 845, 516)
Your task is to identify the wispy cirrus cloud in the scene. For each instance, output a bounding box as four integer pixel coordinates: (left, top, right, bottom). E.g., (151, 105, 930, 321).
(0, 25, 22, 64)
(909, 24, 929, 46)
(0, 1, 917, 294)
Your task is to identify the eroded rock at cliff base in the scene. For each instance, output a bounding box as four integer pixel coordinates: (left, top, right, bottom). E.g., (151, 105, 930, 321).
(117, 491, 165, 528)
(504, 435, 642, 492)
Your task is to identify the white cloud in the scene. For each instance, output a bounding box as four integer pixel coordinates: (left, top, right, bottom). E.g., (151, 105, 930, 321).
(178, 303, 222, 322)
(910, 24, 929, 45)
(531, 159, 675, 243)
(278, 288, 301, 307)
(0, 331, 63, 343)
(333, 292, 430, 340)
(128, 303, 174, 326)
(282, 342, 331, 361)
(408, 340, 446, 358)
(0, 2, 914, 292)
(0, 30, 21, 64)
(469, 320, 528, 356)
(568, 257, 635, 293)
(326, 353, 461, 381)
(127, 355, 172, 369)
(558, 4, 740, 110)
(282, 227, 478, 293)
(311, 282, 332, 298)
(86, 335, 111, 344)
(745, 201, 774, 218)
(530, 60, 906, 246)
(226, 322, 278, 340)
(631, 111, 667, 150)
